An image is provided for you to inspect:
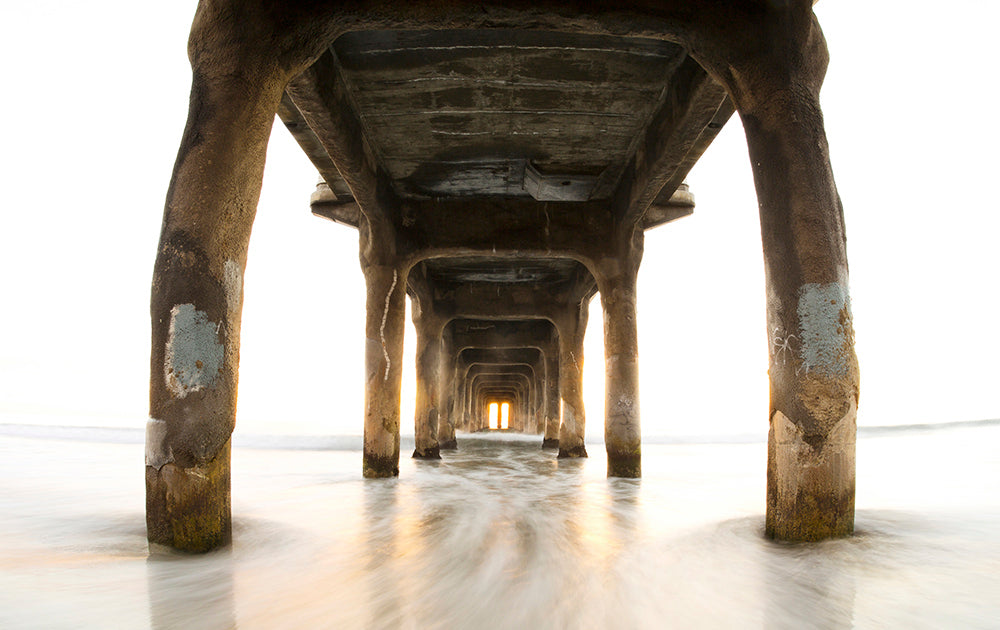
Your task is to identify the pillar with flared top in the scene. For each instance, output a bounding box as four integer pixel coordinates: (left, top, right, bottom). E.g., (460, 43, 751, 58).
(145, 18, 295, 552)
(727, 12, 859, 541)
(598, 233, 644, 477)
(556, 303, 589, 458)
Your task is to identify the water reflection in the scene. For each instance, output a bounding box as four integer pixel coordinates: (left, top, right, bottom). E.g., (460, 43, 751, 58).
(147, 549, 236, 630)
(1, 425, 998, 628)
(762, 537, 857, 629)
(362, 479, 404, 630)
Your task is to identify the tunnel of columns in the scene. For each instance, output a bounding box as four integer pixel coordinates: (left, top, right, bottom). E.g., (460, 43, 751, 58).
(147, 1, 860, 552)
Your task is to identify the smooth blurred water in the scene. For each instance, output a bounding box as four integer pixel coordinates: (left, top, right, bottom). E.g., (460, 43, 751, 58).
(0, 421, 998, 629)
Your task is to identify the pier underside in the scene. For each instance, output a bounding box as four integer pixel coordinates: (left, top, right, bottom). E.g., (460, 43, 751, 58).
(148, 1, 859, 551)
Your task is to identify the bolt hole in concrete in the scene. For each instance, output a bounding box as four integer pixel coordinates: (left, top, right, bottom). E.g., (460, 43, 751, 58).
(0, 420, 998, 627)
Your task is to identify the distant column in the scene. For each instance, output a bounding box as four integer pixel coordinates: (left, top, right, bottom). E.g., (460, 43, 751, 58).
(529, 361, 543, 433)
(455, 364, 469, 433)
(541, 330, 561, 448)
(461, 365, 474, 431)
(412, 304, 445, 459)
(557, 302, 589, 458)
(438, 329, 459, 449)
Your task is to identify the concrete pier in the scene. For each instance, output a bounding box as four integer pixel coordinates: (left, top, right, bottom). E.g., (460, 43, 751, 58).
(150, 1, 857, 551)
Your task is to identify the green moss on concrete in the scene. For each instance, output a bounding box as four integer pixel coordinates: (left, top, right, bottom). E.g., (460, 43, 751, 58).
(412, 446, 442, 460)
(766, 491, 855, 542)
(557, 445, 588, 458)
(363, 453, 400, 478)
(607, 453, 641, 478)
(146, 441, 232, 553)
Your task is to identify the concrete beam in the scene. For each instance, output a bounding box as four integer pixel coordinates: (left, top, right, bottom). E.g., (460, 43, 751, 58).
(614, 58, 732, 229)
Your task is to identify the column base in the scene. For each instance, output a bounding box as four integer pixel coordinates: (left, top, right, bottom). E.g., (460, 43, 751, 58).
(557, 445, 588, 458)
(363, 453, 400, 478)
(766, 408, 856, 542)
(541, 438, 559, 449)
(607, 453, 641, 478)
(146, 441, 232, 553)
(439, 439, 458, 450)
(412, 446, 442, 460)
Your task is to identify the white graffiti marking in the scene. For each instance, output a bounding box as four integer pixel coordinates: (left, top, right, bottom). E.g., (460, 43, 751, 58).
(379, 270, 398, 381)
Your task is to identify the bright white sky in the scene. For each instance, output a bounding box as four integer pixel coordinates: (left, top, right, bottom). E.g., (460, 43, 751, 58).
(0, 2, 997, 438)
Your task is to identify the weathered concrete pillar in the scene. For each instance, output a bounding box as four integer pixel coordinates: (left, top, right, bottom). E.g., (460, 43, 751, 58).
(362, 258, 407, 477)
(460, 366, 474, 431)
(556, 302, 589, 458)
(146, 12, 295, 552)
(598, 232, 644, 477)
(438, 329, 459, 449)
(529, 363, 543, 433)
(411, 300, 445, 459)
(540, 328, 561, 448)
(454, 363, 469, 433)
(724, 11, 859, 541)
(542, 343, 561, 448)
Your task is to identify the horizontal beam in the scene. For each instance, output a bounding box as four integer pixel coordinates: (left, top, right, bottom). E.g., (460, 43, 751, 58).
(615, 57, 732, 228)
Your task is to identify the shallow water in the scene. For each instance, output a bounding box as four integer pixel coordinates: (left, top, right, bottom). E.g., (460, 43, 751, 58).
(0, 422, 998, 629)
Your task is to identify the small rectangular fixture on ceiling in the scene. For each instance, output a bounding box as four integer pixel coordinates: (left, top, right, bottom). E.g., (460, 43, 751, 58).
(522, 162, 597, 202)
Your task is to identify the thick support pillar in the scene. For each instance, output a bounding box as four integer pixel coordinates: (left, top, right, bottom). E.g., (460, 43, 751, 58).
(731, 14, 859, 540)
(362, 262, 407, 477)
(599, 246, 642, 477)
(557, 303, 589, 458)
(146, 22, 291, 552)
(411, 304, 445, 459)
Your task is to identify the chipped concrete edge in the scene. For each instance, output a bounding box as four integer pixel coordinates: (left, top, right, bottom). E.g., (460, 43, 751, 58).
(145, 418, 173, 469)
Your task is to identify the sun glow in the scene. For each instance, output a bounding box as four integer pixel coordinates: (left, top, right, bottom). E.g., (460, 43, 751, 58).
(488, 401, 510, 430)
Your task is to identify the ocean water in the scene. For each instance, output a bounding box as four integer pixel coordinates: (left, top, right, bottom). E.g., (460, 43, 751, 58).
(0, 419, 998, 629)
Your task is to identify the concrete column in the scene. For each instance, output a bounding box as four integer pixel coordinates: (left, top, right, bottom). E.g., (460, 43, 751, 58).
(362, 262, 407, 477)
(529, 364, 542, 433)
(600, 257, 642, 478)
(454, 363, 469, 433)
(438, 330, 459, 449)
(733, 18, 859, 540)
(557, 302, 589, 458)
(461, 367, 474, 430)
(412, 305, 445, 459)
(146, 30, 290, 552)
(542, 343, 561, 448)
(541, 328, 561, 447)
(474, 392, 486, 430)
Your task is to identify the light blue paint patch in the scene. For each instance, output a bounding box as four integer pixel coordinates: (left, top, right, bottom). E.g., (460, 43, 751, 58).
(165, 304, 223, 397)
(797, 283, 852, 376)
